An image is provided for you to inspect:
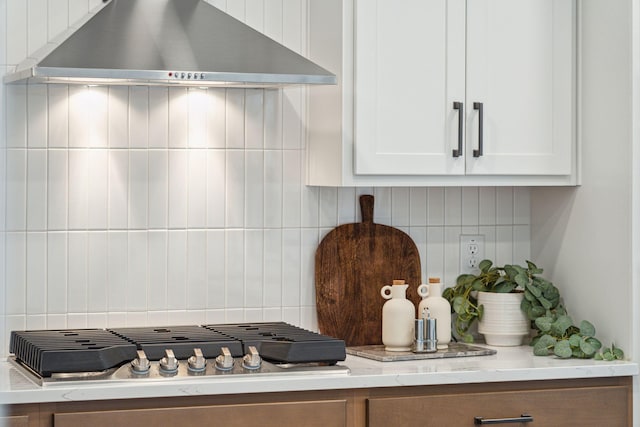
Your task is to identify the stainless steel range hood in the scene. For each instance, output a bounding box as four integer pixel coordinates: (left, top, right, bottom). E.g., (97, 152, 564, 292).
(4, 0, 336, 87)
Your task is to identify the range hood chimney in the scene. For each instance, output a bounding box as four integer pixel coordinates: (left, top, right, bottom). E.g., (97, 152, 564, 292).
(4, 0, 336, 88)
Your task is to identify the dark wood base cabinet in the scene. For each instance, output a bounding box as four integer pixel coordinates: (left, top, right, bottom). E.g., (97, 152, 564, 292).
(2, 377, 632, 427)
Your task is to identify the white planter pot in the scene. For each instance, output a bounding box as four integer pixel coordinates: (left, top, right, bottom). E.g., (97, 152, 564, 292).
(477, 291, 529, 346)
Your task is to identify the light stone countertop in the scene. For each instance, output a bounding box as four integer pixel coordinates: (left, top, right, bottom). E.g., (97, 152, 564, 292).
(1, 345, 637, 405)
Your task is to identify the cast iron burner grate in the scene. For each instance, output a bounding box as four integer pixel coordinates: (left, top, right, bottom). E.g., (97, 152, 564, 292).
(9, 329, 138, 377)
(204, 322, 346, 364)
(108, 326, 243, 360)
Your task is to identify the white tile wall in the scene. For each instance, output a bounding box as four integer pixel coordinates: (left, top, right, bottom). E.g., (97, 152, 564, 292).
(0, 0, 531, 357)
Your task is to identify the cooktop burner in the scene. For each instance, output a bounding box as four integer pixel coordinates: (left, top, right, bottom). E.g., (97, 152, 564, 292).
(9, 322, 348, 384)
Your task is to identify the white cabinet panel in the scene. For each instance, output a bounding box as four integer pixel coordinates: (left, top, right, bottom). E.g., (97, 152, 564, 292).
(465, 0, 573, 175)
(354, 0, 465, 175)
(307, 0, 576, 186)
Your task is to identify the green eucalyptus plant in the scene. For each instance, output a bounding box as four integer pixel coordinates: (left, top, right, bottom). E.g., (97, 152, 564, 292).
(442, 259, 624, 360)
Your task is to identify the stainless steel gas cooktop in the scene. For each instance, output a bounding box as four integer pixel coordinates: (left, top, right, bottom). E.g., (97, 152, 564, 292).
(8, 322, 349, 386)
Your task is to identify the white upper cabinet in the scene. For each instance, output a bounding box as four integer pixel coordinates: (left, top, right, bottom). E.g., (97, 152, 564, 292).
(307, 0, 577, 186)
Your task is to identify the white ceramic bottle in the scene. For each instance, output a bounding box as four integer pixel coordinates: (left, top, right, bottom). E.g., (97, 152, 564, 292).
(380, 280, 415, 351)
(418, 277, 452, 350)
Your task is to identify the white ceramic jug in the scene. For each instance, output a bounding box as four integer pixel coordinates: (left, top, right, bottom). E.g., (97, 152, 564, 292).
(417, 278, 452, 350)
(380, 280, 415, 351)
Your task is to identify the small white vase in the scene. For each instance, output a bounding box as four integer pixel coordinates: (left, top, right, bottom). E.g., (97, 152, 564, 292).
(477, 291, 529, 346)
(380, 282, 415, 351)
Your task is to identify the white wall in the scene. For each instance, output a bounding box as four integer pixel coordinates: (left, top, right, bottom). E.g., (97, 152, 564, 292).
(0, 0, 531, 357)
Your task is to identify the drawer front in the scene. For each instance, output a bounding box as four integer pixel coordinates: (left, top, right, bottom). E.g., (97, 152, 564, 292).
(54, 400, 347, 427)
(368, 385, 630, 427)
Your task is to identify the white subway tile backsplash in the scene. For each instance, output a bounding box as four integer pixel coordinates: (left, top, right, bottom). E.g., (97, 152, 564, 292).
(6, 85, 26, 148)
(128, 231, 148, 311)
(129, 86, 149, 149)
(108, 150, 128, 229)
(2, 1, 531, 345)
(147, 231, 168, 311)
(244, 229, 264, 308)
(107, 231, 128, 311)
(187, 150, 207, 228)
(88, 149, 108, 229)
(496, 187, 514, 224)
(48, 0, 68, 41)
(225, 229, 245, 308)
(7, 0, 27, 64)
(27, 85, 47, 148)
(48, 85, 69, 148)
(206, 150, 225, 228)
(264, 150, 283, 228)
(27, 149, 47, 230)
(6, 149, 27, 231)
(282, 229, 301, 307)
(148, 150, 168, 229)
(26, 232, 46, 314)
(391, 188, 410, 227)
(168, 150, 188, 228)
(282, 87, 302, 150)
(207, 90, 226, 149)
(68, 86, 90, 148)
(67, 232, 88, 312)
(108, 86, 129, 148)
(87, 231, 107, 312)
(186, 230, 206, 310)
(226, 89, 245, 149)
(226, 151, 245, 228)
(149, 87, 168, 148)
(187, 88, 208, 149)
(167, 230, 187, 310)
(245, 90, 264, 149)
(27, 0, 47, 56)
(68, 149, 88, 229)
(129, 150, 149, 229)
(263, 229, 282, 307)
(88, 86, 108, 148)
(245, 150, 264, 228)
(206, 230, 225, 309)
(282, 150, 301, 227)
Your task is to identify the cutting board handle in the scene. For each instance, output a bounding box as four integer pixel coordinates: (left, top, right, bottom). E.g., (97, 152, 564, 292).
(360, 195, 374, 223)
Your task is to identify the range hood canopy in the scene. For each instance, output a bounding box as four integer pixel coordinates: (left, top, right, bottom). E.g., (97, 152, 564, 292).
(4, 0, 336, 88)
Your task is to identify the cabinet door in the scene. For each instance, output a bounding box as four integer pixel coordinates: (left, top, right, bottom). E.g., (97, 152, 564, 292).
(465, 0, 574, 175)
(353, 0, 466, 175)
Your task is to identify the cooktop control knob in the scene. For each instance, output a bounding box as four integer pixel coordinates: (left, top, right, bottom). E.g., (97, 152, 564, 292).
(187, 348, 206, 372)
(242, 346, 262, 370)
(159, 349, 179, 374)
(130, 350, 151, 374)
(214, 347, 234, 371)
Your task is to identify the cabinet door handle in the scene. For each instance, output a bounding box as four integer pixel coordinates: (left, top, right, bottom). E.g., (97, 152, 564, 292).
(473, 102, 484, 157)
(452, 101, 464, 157)
(474, 414, 533, 424)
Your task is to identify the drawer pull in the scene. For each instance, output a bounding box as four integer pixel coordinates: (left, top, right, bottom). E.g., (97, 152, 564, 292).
(474, 414, 533, 424)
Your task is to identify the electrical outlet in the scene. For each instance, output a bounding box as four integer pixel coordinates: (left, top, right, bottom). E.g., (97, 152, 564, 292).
(460, 235, 485, 275)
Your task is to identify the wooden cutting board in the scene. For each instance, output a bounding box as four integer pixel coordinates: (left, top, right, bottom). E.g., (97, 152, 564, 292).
(315, 195, 422, 346)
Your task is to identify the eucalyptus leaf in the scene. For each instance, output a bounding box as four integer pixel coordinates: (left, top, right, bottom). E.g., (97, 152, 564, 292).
(612, 346, 624, 360)
(554, 340, 572, 358)
(514, 273, 529, 288)
(568, 334, 581, 347)
(586, 337, 602, 351)
(538, 296, 553, 310)
(524, 290, 536, 302)
(478, 259, 493, 273)
(579, 338, 597, 356)
(452, 296, 466, 314)
(494, 282, 516, 293)
(551, 315, 573, 336)
(527, 305, 546, 320)
(594, 353, 604, 361)
(533, 336, 555, 356)
(525, 282, 542, 298)
(579, 320, 596, 337)
(535, 316, 553, 332)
